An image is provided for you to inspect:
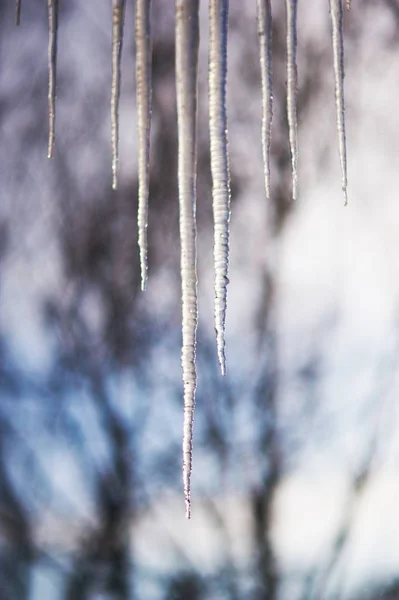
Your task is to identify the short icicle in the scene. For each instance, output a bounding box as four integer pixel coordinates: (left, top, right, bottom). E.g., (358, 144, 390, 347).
(16, 0, 21, 25)
(175, 0, 200, 519)
(330, 0, 348, 205)
(136, 0, 152, 291)
(47, 0, 59, 159)
(209, 0, 231, 376)
(111, 0, 126, 190)
(285, 0, 298, 200)
(257, 0, 273, 200)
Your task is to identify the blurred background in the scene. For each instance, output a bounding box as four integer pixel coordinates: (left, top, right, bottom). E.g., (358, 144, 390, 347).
(1, 1, 399, 598)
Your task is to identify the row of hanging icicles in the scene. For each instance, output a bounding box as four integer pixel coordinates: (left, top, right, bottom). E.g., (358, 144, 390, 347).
(17, 0, 351, 518)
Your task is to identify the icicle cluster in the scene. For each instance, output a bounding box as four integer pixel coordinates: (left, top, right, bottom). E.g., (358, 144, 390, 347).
(12, 0, 351, 517)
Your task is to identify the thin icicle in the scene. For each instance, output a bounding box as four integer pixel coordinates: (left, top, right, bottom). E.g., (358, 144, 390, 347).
(346, 0, 351, 10)
(209, 0, 231, 376)
(330, 0, 348, 205)
(111, 0, 126, 190)
(286, 0, 298, 201)
(257, 0, 273, 200)
(136, 0, 152, 291)
(175, 0, 200, 519)
(15, 0, 21, 26)
(47, 0, 59, 159)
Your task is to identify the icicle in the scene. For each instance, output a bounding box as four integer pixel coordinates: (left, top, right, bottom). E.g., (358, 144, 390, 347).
(330, 0, 348, 205)
(346, 0, 351, 10)
(136, 0, 152, 291)
(15, 0, 21, 25)
(209, 0, 231, 376)
(175, 0, 200, 519)
(286, 0, 298, 200)
(47, 0, 59, 159)
(257, 0, 273, 200)
(111, 0, 126, 190)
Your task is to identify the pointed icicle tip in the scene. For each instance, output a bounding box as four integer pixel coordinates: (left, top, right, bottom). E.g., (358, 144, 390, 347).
(176, 0, 200, 518)
(111, 0, 126, 190)
(257, 0, 273, 201)
(47, 0, 59, 159)
(184, 470, 192, 519)
(136, 0, 153, 291)
(209, 0, 231, 377)
(15, 0, 21, 26)
(286, 0, 299, 201)
(330, 0, 348, 206)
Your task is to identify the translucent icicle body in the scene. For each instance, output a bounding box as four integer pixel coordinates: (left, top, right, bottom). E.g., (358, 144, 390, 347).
(16, 0, 21, 26)
(47, 0, 59, 159)
(330, 0, 348, 205)
(209, 0, 231, 376)
(286, 0, 298, 200)
(111, 0, 126, 190)
(257, 0, 273, 200)
(136, 0, 152, 291)
(175, 0, 200, 519)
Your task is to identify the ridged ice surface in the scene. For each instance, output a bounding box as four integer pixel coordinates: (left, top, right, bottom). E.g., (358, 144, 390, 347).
(257, 0, 273, 201)
(47, 0, 58, 159)
(330, 0, 348, 205)
(175, 0, 200, 519)
(209, 0, 231, 376)
(111, 0, 125, 190)
(136, 0, 152, 291)
(286, 0, 298, 201)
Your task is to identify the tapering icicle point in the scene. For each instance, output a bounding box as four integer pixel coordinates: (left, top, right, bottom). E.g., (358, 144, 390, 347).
(111, 0, 126, 190)
(15, 0, 21, 26)
(257, 0, 273, 200)
(330, 0, 348, 205)
(346, 0, 351, 11)
(286, 0, 298, 201)
(47, 0, 59, 159)
(176, 0, 200, 519)
(136, 0, 152, 291)
(209, 0, 231, 376)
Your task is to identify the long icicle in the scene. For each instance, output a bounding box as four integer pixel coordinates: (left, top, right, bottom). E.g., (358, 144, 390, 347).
(136, 0, 152, 291)
(175, 0, 200, 519)
(257, 0, 273, 200)
(330, 0, 348, 205)
(15, 0, 21, 25)
(111, 0, 126, 190)
(47, 0, 59, 159)
(286, 0, 298, 200)
(209, 0, 231, 377)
